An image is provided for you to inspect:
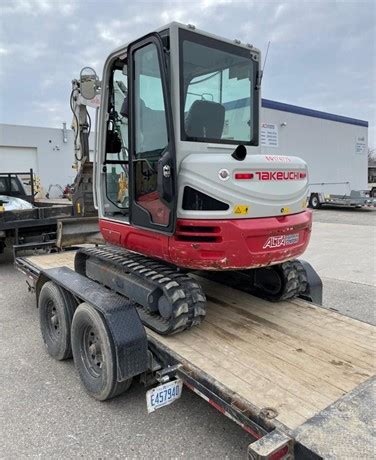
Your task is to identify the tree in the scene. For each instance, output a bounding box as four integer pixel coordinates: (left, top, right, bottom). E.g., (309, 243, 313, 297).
(368, 147, 376, 162)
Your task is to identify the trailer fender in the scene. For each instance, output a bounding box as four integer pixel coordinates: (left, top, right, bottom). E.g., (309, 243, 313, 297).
(35, 272, 51, 306)
(37, 266, 149, 382)
(298, 259, 323, 305)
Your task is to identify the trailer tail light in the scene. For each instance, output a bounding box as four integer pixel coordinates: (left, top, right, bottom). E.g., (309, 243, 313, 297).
(268, 444, 290, 460)
(248, 431, 293, 460)
(235, 173, 254, 180)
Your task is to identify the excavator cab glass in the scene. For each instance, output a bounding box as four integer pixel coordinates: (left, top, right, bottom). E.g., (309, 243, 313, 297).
(179, 29, 258, 145)
(104, 66, 129, 210)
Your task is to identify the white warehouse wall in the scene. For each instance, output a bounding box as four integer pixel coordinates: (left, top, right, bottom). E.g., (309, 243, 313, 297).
(0, 123, 76, 194)
(260, 102, 369, 195)
(0, 123, 94, 197)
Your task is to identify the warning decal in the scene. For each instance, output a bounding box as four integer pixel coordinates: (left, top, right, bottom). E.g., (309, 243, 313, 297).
(234, 205, 249, 215)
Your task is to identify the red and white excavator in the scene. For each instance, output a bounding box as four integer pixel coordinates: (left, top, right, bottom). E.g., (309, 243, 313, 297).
(69, 22, 321, 335)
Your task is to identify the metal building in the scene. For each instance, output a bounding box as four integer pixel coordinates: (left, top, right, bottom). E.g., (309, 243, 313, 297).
(260, 99, 369, 199)
(0, 123, 96, 198)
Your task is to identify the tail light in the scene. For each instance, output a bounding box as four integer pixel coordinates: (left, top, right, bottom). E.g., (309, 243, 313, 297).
(235, 173, 254, 180)
(269, 444, 290, 460)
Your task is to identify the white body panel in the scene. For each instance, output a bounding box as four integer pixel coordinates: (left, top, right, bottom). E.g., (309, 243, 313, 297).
(178, 153, 308, 219)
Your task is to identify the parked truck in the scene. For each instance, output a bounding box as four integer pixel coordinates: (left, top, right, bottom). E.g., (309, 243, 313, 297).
(0, 170, 73, 256)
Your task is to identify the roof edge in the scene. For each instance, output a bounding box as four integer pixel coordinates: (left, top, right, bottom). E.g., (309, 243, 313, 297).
(262, 99, 368, 128)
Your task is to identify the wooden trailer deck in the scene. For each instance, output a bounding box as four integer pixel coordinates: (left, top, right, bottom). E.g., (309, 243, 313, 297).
(22, 251, 376, 433)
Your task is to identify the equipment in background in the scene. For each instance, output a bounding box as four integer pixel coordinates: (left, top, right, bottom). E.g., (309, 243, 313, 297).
(308, 189, 372, 209)
(0, 170, 73, 256)
(64, 22, 321, 335)
(69, 68, 100, 217)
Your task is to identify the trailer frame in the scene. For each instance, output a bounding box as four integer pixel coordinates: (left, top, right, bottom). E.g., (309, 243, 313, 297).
(14, 254, 375, 459)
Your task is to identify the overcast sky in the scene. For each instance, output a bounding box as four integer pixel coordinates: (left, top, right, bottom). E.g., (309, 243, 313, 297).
(0, 0, 375, 147)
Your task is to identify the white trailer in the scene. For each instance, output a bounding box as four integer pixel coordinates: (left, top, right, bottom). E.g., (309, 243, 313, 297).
(259, 99, 370, 208)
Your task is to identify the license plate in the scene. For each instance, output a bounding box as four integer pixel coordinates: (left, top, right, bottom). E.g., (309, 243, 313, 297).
(146, 379, 183, 413)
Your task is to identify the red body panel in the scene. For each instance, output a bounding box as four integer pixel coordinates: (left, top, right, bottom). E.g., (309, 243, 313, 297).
(99, 210, 312, 270)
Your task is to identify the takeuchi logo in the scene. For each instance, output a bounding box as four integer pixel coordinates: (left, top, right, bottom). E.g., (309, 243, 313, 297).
(255, 171, 306, 181)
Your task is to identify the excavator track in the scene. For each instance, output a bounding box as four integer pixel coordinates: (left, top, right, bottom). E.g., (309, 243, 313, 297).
(251, 260, 308, 301)
(74, 246, 206, 335)
(198, 260, 308, 302)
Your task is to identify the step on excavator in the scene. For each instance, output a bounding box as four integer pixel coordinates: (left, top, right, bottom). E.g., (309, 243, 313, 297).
(69, 22, 321, 335)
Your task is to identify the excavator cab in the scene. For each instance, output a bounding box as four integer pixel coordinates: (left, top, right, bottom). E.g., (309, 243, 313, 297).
(95, 23, 261, 236)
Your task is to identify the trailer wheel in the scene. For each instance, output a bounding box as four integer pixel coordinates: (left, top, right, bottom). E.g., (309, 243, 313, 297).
(309, 193, 321, 209)
(71, 302, 132, 401)
(38, 281, 78, 360)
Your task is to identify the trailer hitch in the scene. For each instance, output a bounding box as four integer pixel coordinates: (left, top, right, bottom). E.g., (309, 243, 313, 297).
(156, 364, 182, 383)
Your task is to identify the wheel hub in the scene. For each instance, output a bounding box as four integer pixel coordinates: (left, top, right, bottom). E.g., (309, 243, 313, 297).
(46, 302, 60, 340)
(50, 313, 59, 328)
(82, 327, 103, 377)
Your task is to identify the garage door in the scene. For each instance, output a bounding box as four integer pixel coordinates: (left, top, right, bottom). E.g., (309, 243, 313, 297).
(0, 146, 38, 174)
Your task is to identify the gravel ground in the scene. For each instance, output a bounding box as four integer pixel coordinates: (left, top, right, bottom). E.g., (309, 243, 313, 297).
(1, 207, 375, 459)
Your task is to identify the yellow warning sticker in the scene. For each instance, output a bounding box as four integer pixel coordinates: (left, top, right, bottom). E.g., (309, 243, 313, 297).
(234, 205, 249, 215)
(280, 207, 290, 214)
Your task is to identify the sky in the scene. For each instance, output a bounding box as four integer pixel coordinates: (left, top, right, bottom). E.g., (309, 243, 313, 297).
(0, 0, 375, 148)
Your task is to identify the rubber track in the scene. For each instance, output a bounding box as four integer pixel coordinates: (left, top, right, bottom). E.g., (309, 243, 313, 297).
(198, 260, 308, 302)
(235, 260, 308, 302)
(269, 260, 308, 301)
(75, 246, 206, 335)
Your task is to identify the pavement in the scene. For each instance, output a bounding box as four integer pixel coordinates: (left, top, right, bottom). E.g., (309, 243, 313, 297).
(1, 207, 375, 458)
(304, 207, 376, 325)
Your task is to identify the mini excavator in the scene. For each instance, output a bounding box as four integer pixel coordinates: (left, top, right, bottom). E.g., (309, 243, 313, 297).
(70, 23, 320, 335)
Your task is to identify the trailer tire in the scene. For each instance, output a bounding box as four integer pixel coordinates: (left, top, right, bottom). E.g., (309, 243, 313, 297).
(38, 281, 78, 360)
(309, 193, 321, 209)
(71, 302, 132, 401)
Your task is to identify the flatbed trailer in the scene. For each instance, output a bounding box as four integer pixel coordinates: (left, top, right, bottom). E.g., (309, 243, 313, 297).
(15, 251, 375, 459)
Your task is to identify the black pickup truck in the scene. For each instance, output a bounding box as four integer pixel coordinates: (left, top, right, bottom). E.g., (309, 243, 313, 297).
(0, 170, 72, 256)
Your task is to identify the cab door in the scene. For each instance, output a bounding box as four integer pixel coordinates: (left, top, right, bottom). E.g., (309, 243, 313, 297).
(127, 33, 176, 234)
